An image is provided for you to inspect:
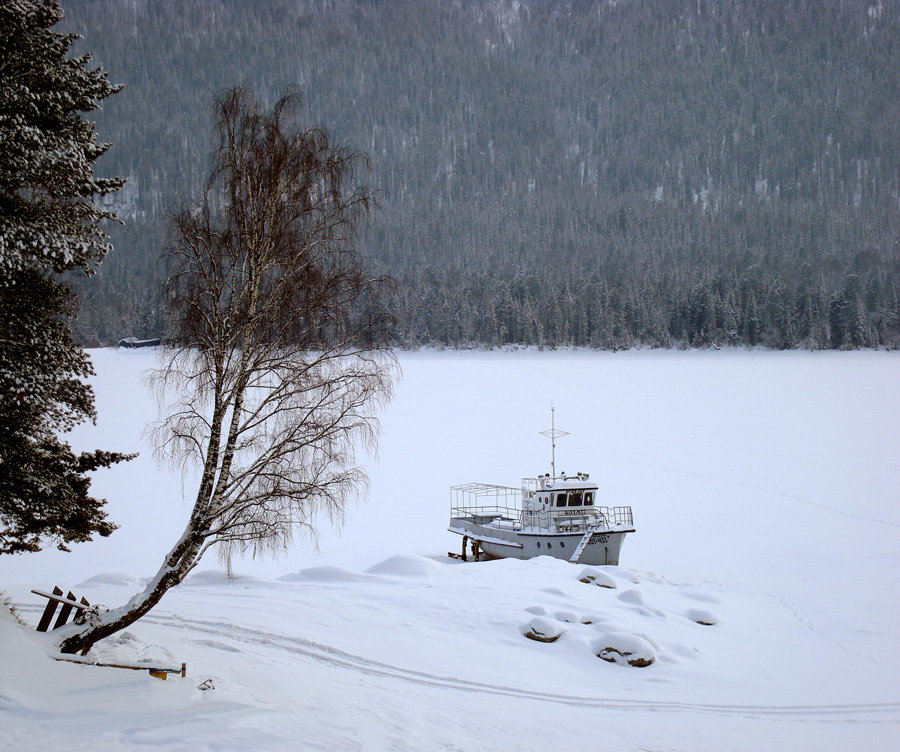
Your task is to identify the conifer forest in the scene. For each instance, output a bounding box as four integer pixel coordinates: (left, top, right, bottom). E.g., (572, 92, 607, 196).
(63, 0, 898, 349)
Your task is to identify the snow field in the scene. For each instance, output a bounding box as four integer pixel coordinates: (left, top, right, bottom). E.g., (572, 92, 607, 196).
(1, 348, 899, 751)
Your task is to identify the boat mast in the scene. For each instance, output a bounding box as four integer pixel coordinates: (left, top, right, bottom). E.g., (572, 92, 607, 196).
(539, 404, 569, 477)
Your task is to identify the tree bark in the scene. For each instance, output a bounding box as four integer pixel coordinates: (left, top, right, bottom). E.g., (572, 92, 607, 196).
(55, 528, 205, 654)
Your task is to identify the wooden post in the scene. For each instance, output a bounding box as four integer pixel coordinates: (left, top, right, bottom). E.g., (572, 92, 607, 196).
(52, 591, 79, 630)
(181, 662, 187, 678)
(78, 597, 93, 656)
(36, 586, 64, 632)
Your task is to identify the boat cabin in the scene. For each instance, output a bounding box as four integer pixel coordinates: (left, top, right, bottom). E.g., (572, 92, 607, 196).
(521, 473, 604, 532)
(523, 472, 596, 510)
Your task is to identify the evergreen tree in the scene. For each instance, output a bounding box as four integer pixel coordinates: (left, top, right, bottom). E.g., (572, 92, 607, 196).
(0, 0, 131, 555)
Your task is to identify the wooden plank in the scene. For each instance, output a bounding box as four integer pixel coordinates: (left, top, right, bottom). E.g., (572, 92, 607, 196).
(53, 656, 186, 676)
(52, 591, 77, 630)
(31, 589, 91, 611)
(36, 586, 64, 632)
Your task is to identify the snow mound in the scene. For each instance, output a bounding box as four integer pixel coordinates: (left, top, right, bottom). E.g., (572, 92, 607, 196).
(278, 566, 375, 584)
(554, 611, 580, 623)
(94, 630, 176, 667)
(520, 617, 565, 643)
(76, 573, 149, 588)
(578, 568, 617, 588)
(602, 566, 641, 584)
(1, 606, 66, 706)
(687, 608, 719, 626)
(617, 588, 645, 606)
(183, 571, 271, 588)
(366, 555, 439, 577)
(524, 605, 547, 615)
(592, 631, 656, 667)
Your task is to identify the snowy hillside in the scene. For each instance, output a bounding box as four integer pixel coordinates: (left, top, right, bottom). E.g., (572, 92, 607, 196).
(1, 349, 898, 751)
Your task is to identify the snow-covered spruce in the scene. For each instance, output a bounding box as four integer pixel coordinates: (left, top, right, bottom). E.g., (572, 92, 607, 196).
(0, 0, 130, 556)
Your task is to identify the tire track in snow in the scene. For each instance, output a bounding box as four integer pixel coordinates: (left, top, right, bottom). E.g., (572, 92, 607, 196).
(150, 613, 900, 722)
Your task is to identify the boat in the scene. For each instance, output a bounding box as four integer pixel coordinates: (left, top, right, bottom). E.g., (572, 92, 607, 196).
(448, 410, 635, 565)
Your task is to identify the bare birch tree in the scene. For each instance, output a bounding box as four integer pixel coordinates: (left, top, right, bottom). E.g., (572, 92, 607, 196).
(56, 88, 395, 655)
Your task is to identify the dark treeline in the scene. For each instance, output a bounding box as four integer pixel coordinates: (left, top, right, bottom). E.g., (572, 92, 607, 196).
(64, 0, 899, 349)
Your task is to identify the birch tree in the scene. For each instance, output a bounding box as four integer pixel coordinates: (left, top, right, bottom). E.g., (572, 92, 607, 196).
(56, 87, 395, 655)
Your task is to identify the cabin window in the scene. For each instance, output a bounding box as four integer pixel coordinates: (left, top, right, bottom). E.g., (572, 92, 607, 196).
(536, 541, 541, 549)
(555, 493, 567, 507)
(568, 491, 583, 507)
(583, 492, 593, 506)
(560, 541, 565, 548)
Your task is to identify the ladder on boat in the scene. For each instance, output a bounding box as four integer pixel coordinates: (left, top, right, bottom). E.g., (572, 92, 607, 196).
(569, 527, 597, 564)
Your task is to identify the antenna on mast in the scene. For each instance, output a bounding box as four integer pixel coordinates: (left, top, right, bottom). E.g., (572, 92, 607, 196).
(539, 404, 569, 477)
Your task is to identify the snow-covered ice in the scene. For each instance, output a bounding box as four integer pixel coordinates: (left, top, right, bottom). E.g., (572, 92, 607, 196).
(1, 348, 898, 751)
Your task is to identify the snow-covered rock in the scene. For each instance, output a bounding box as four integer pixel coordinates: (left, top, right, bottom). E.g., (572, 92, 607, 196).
(520, 616, 565, 643)
(578, 567, 618, 588)
(592, 632, 656, 667)
(686, 608, 719, 626)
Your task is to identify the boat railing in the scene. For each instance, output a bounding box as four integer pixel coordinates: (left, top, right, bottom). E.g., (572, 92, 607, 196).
(524, 507, 632, 532)
(524, 509, 598, 532)
(450, 483, 523, 527)
(604, 506, 634, 527)
(521, 477, 541, 496)
(451, 482, 633, 533)
(450, 502, 523, 526)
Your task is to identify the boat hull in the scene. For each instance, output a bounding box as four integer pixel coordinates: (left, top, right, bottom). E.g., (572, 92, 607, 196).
(449, 518, 634, 565)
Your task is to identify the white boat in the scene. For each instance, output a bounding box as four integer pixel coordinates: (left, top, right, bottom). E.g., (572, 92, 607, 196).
(448, 411, 635, 565)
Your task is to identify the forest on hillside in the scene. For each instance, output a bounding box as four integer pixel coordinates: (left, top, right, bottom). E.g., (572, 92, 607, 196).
(63, 0, 899, 349)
